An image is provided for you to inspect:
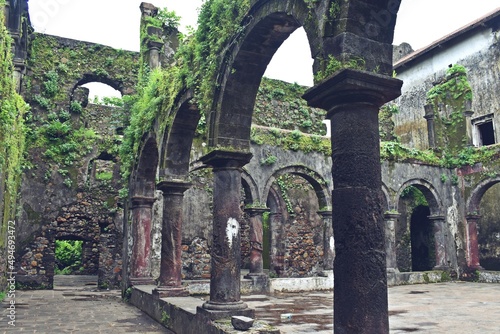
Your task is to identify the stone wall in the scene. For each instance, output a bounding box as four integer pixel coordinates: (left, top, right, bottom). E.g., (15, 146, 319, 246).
(15, 32, 138, 288)
(393, 21, 500, 149)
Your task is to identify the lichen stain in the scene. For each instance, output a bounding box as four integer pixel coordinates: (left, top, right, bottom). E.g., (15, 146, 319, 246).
(329, 236, 335, 252)
(226, 218, 240, 248)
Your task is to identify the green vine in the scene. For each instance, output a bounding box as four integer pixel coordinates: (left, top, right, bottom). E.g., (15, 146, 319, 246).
(314, 54, 366, 82)
(0, 0, 28, 248)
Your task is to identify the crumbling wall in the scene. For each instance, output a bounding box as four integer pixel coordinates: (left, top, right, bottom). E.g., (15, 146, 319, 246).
(16, 32, 139, 289)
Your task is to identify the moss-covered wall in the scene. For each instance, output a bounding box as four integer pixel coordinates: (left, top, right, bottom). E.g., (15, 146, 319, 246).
(0, 0, 28, 290)
(15, 32, 139, 289)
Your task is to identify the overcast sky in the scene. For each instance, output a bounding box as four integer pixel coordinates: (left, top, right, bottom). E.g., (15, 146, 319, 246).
(28, 0, 499, 93)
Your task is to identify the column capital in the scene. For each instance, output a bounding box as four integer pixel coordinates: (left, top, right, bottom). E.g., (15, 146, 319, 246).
(303, 69, 402, 117)
(466, 213, 481, 221)
(201, 149, 253, 169)
(131, 196, 156, 208)
(157, 180, 191, 195)
(317, 210, 332, 218)
(424, 104, 435, 120)
(147, 39, 163, 51)
(383, 212, 401, 220)
(244, 206, 270, 217)
(428, 215, 445, 221)
(140, 2, 158, 17)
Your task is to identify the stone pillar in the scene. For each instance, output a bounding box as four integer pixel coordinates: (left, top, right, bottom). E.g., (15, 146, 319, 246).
(384, 213, 400, 273)
(243, 207, 269, 278)
(464, 109, 474, 147)
(465, 214, 483, 270)
(147, 39, 163, 70)
(318, 210, 334, 270)
(198, 150, 254, 320)
(304, 69, 402, 334)
(269, 211, 283, 275)
(424, 104, 436, 148)
(129, 196, 156, 285)
(429, 215, 449, 270)
(153, 180, 191, 298)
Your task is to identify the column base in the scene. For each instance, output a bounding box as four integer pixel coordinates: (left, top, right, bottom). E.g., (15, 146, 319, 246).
(152, 286, 189, 298)
(129, 277, 156, 286)
(198, 301, 254, 320)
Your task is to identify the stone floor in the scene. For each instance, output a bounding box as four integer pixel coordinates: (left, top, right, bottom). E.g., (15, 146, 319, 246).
(1, 276, 500, 333)
(242, 281, 500, 333)
(0, 275, 172, 333)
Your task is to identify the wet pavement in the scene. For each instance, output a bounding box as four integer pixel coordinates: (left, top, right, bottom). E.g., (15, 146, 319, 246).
(244, 282, 500, 333)
(1, 276, 500, 333)
(0, 275, 171, 334)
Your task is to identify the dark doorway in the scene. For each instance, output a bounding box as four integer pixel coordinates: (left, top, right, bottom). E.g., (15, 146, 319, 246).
(478, 121, 495, 146)
(410, 205, 435, 271)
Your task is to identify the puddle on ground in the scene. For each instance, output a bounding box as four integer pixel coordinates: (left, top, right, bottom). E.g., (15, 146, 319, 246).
(251, 293, 333, 330)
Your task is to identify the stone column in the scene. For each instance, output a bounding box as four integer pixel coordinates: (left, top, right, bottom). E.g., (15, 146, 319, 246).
(384, 213, 400, 273)
(304, 69, 402, 334)
(147, 40, 163, 70)
(465, 214, 483, 270)
(269, 211, 283, 275)
(153, 180, 191, 298)
(198, 150, 254, 320)
(243, 207, 269, 278)
(429, 215, 449, 270)
(463, 103, 474, 147)
(129, 196, 156, 285)
(424, 104, 436, 148)
(318, 210, 334, 270)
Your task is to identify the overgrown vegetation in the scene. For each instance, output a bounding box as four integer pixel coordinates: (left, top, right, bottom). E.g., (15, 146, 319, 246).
(0, 0, 28, 265)
(54, 240, 83, 275)
(314, 54, 366, 82)
(120, 1, 253, 185)
(254, 78, 327, 135)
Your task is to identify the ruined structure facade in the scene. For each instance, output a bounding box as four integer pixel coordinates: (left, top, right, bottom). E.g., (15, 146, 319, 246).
(1, 0, 500, 333)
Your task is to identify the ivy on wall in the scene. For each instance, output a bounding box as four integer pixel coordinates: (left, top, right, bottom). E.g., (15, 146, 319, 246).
(381, 64, 499, 169)
(120, 0, 252, 184)
(0, 0, 29, 287)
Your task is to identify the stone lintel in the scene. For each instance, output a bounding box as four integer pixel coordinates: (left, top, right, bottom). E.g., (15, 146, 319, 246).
(156, 180, 191, 194)
(201, 149, 253, 169)
(303, 69, 402, 117)
(131, 196, 156, 208)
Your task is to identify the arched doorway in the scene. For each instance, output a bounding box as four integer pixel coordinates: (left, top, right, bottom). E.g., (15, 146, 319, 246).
(396, 181, 443, 272)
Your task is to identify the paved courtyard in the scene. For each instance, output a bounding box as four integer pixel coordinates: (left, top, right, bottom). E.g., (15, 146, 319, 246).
(1, 276, 500, 333)
(244, 282, 500, 333)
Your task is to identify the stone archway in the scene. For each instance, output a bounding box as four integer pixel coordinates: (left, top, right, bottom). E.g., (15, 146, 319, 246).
(261, 165, 331, 276)
(396, 179, 447, 271)
(466, 176, 500, 270)
(128, 134, 158, 286)
(189, 0, 403, 330)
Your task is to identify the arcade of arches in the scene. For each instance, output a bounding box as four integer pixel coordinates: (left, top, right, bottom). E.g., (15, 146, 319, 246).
(2, 1, 500, 333)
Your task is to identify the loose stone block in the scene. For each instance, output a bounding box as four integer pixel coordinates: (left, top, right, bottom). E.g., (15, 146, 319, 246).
(232, 315, 255, 331)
